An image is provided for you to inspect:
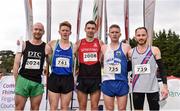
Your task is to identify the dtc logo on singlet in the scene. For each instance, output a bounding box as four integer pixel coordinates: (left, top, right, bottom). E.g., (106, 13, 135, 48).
(25, 51, 42, 69)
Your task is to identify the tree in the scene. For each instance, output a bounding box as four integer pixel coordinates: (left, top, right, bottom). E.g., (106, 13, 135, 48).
(0, 50, 15, 74)
(153, 29, 180, 77)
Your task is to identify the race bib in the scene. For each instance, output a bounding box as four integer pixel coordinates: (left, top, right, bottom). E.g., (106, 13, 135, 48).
(56, 57, 70, 68)
(83, 52, 97, 62)
(134, 64, 151, 74)
(104, 63, 121, 74)
(25, 59, 40, 69)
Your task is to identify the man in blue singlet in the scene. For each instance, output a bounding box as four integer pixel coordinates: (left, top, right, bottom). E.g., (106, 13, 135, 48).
(101, 24, 131, 110)
(128, 27, 168, 110)
(46, 21, 74, 110)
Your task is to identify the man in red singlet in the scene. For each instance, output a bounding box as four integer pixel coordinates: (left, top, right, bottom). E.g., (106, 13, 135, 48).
(74, 20, 103, 110)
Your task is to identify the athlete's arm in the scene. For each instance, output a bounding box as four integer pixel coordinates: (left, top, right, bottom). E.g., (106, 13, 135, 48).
(44, 44, 52, 76)
(13, 40, 26, 82)
(152, 46, 167, 84)
(152, 46, 168, 99)
(13, 53, 22, 82)
(73, 40, 81, 57)
(73, 40, 81, 76)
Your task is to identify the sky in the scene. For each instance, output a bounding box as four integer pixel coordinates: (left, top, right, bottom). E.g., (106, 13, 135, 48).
(0, 0, 180, 52)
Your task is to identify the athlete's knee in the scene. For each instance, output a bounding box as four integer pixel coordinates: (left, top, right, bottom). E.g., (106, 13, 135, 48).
(79, 105, 87, 110)
(105, 105, 114, 110)
(91, 103, 99, 110)
(31, 105, 40, 110)
(49, 102, 58, 110)
(61, 105, 69, 110)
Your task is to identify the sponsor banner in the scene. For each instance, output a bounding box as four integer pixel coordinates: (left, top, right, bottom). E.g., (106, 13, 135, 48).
(1, 76, 180, 110)
(124, 0, 129, 42)
(143, 0, 156, 45)
(93, 0, 103, 39)
(24, 0, 33, 40)
(46, 0, 52, 42)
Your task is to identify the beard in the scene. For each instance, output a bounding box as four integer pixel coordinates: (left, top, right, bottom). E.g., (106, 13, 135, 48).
(137, 39, 147, 45)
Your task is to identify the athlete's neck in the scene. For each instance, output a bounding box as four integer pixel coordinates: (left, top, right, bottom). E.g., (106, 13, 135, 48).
(60, 39, 69, 44)
(137, 44, 148, 53)
(30, 39, 42, 45)
(85, 37, 94, 42)
(59, 39, 70, 49)
(110, 42, 119, 50)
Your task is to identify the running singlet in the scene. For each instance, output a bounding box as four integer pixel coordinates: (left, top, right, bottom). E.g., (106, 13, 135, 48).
(51, 40, 73, 75)
(78, 38, 101, 78)
(131, 47, 159, 92)
(102, 42, 128, 82)
(19, 41, 46, 83)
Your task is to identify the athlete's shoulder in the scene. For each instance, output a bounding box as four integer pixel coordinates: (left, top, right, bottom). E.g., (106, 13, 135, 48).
(101, 44, 108, 54)
(48, 40, 57, 47)
(151, 46, 161, 59)
(98, 39, 104, 46)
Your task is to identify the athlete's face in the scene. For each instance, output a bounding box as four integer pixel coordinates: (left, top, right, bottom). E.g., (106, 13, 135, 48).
(109, 27, 121, 42)
(135, 29, 148, 45)
(59, 26, 71, 40)
(85, 24, 96, 38)
(32, 23, 44, 40)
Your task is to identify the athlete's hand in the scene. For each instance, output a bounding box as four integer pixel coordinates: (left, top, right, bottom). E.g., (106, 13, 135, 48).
(161, 84, 168, 100)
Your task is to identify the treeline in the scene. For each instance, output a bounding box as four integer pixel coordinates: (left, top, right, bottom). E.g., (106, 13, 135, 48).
(130, 29, 180, 77)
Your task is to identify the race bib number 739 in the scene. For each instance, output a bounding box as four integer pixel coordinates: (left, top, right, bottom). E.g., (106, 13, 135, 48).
(134, 64, 151, 74)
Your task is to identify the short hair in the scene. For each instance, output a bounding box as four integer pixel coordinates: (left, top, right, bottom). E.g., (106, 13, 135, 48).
(59, 21, 72, 30)
(109, 24, 121, 31)
(85, 20, 96, 28)
(135, 27, 148, 34)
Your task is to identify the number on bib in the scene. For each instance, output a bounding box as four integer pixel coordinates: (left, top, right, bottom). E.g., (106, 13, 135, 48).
(25, 59, 40, 69)
(56, 57, 70, 67)
(83, 52, 97, 62)
(104, 63, 121, 74)
(134, 64, 151, 74)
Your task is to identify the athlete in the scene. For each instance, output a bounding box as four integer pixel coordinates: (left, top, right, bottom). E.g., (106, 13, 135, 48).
(13, 22, 46, 110)
(74, 20, 104, 110)
(101, 24, 131, 110)
(46, 21, 74, 110)
(128, 27, 168, 110)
